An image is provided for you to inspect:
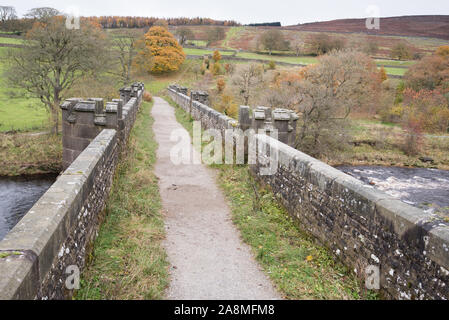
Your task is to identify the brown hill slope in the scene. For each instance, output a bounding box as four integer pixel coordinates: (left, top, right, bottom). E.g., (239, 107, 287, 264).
(286, 16, 449, 40)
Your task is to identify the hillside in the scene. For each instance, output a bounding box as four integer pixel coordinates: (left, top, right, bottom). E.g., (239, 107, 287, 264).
(286, 15, 449, 40)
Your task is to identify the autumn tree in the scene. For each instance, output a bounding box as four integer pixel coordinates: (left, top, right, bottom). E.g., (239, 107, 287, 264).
(136, 26, 185, 73)
(404, 46, 449, 93)
(206, 27, 225, 46)
(5, 17, 108, 134)
(259, 29, 288, 55)
(390, 43, 412, 60)
(175, 27, 194, 45)
(231, 64, 263, 105)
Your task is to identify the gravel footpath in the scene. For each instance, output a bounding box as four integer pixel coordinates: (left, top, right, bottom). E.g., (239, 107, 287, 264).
(152, 97, 281, 300)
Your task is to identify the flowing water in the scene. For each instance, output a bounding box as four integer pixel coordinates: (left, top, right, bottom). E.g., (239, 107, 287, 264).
(338, 166, 449, 217)
(0, 175, 56, 241)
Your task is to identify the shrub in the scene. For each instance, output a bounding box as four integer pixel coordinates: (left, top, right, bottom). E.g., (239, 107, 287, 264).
(219, 93, 238, 118)
(212, 50, 221, 63)
(436, 45, 449, 58)
(402, 88, 449, 132)
(143, 91, 153, 102)
(216, 78, 226, 93)
(379, 66, 388, 82)
(212, 62, 222, 75)
(224, 63, 235, 75)
(401, 114, 424, 156)
(268, 61, 276, 70)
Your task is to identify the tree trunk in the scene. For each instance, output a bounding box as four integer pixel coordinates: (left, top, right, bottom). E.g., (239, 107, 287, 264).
(49, 105, 59, 135)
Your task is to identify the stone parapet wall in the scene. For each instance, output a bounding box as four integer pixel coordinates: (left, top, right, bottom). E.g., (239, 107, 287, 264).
(60, 83, 144, 169)
(167, 86, 449, 299)
(251, 135, 449, 299)
(168, 86, 238, 134)
(0, 83, 144, 300)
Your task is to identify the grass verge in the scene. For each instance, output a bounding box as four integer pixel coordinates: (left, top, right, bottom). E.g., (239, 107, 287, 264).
(75, 100, 169, 300)
(0, 133, 61, 176)
(169, 96, 377, 300)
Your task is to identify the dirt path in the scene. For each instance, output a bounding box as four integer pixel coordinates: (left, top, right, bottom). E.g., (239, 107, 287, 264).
(152, 97, 281, 300)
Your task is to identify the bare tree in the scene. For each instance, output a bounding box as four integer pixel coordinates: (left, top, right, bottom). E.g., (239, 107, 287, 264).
(24, 7, 60, 21)
(259, 29, 288, 55)
(291, 38, 304, 56)
(262, 50, 380, 156)
(206, 27, 225, 46)
(109, 29, 144, 85)
(231, 64, 263, 105)
(5, 17, 108, 134)
(175, 27, 194, 46)
(0, 6, 17, 31)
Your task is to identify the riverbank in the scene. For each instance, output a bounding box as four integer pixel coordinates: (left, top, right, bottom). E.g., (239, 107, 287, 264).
(0, 132, 62, 177)
(325, 119, 449, 171)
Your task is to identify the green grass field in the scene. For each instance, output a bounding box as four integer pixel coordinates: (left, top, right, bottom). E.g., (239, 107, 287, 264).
(0, 36, 24, 45)
(382, 67, 407, 76)
(183, 47, 413, 76)
(186, 39, 208, 47)
(0, 47, 49, 132)
(375, 59, 415, 67)
(183, 47, 235, 56)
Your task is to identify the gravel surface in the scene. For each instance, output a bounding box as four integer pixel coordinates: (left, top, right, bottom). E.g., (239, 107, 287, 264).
(152, 97, 281, 300)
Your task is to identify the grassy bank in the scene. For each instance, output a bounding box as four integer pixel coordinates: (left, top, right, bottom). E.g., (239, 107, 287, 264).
(326, 119, 449, 170)
(75, 100, 169, 300)
(0, 133, 61, 176)
(169, 96, 376, 300)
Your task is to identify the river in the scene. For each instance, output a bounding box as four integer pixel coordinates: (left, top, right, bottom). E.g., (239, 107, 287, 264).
(338, 166, 449, 217)
(0, 175, 56, 241)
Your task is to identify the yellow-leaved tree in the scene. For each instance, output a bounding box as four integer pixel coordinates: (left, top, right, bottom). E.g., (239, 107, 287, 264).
(135, 26, 185, 74)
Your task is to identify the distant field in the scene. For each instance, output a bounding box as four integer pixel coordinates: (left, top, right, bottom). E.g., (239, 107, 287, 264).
(235, 52, 315, 65)
(382, 67, 407, 76)
(375, 59, 416, 67)
(0, 47, 48, 132)
(184, 47, 411, 76)
(183, 48, 235, 56)
(0, 36, 24, 45)
(186, 40, 208, 47)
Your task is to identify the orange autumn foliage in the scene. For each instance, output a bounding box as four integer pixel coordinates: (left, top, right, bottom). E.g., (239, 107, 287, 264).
(136, 26, 185, 74)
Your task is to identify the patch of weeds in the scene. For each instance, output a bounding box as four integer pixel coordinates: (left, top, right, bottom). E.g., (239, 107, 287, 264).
(0, 251, 22, 258)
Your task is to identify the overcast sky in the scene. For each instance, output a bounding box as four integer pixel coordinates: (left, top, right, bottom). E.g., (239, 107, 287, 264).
(10, 0, 449, 25)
